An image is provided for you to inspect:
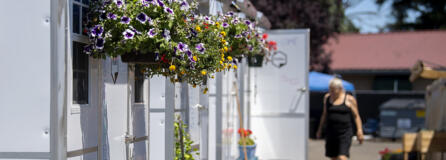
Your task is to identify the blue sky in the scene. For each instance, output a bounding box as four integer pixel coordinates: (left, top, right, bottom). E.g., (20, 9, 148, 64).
(345, 0, 421, 33)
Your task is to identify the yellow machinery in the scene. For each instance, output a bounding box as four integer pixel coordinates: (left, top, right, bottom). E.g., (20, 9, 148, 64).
(405, 60, 446, 160)
(410, 60, 446, 82)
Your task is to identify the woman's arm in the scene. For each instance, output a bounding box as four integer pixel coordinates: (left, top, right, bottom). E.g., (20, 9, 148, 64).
(316, 94, 329, 139)
(348, 95, 364, 143)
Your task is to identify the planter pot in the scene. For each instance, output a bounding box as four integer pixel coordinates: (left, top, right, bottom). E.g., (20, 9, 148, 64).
(121, 52, 157, 64)
(248, 55, 264, 67)
(237, 144, 257, 160)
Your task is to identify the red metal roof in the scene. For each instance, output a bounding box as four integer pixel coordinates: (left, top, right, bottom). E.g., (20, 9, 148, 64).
(324, 30, 446, 71)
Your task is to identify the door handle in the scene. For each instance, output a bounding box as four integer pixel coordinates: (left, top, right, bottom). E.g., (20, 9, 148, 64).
(298, 87, 307, 92)
(195, 104, 207, 111)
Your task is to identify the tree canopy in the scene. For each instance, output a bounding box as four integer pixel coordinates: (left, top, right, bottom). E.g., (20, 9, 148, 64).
(377, 0, 446, 30)
(252, 0, 356, 72)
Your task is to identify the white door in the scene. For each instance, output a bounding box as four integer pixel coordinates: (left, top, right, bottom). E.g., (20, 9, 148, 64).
(67, 43, 102, 160)
(129, 65, 150, 160)
(250, 29, 309, 160)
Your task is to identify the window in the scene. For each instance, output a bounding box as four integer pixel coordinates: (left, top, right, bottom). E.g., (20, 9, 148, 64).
(373, 76, 412, 91)
(71, 0, 90, 104)
(72, 0, 89, 35)
(134, 65, 145, 103)
(73, 42, 89, 104)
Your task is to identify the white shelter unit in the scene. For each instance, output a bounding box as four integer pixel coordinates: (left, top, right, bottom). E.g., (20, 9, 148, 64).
(0, 0, 213, 159)
(0, 0, 309, 160)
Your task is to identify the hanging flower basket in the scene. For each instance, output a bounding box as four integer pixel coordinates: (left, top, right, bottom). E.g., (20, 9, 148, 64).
(85, 0, 269, 87)
(248, 54, 264, 67)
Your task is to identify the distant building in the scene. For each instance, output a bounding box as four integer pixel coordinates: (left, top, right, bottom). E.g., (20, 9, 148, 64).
(325, 30, 446, 92)
(310, 30, 446, 138)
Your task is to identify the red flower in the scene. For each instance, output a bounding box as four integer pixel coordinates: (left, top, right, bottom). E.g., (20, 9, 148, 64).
(262, 33, 268, 40)
(238, 128, 253, 137)
(161, 54, 169, 63)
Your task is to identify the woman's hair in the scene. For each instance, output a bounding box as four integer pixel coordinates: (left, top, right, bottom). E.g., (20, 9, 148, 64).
(329, 77, 344, 89)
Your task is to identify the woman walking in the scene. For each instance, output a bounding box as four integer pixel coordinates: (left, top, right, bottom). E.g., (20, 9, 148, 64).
(316, 78, 364, 160)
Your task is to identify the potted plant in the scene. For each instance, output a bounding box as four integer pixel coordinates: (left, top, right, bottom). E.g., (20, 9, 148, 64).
(248, 33, 277, 67)
(85, 0, 268, 88)
(237, 128, 257, 160)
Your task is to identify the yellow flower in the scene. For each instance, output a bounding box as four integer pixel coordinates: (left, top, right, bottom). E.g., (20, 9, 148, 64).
(219, 49, 224, 53)
(221, 39, 226, 44)
(201, 70, 207, 75)
(193, 84, 197, 88)
(169, 65, 176, 71)
(221, 57, 225, 61)
(193, 56, 198, 62)
(219, 61, 223, 65)
(203, 88, 209, 94)
(211, 75, 215, 79)
(221, 54, 225, 57)
(227, 56, 233, 61)
(224, 46, 228, 52)
(228, 64, 232, 69)
(181, 70, 185, 75)
(220, 31, 226, 37)
(215, 22, 220, 26)
(196, 26, 201, 32)
(233, 65, 238, 69)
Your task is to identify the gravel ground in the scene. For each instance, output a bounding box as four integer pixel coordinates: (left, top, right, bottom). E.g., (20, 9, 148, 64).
(308, 138, 401, 160)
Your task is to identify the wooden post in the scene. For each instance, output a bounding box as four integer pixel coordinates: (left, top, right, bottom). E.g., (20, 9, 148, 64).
(403, 133, 417, 160)
(234, 82, 248, 160)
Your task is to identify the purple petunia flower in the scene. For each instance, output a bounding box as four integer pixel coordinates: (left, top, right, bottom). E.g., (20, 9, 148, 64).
(148, 28, 157, 38)
(115, 0, 123, 8)
(177, 42, 188, 52)
(222, 22, 229, 28)
(245, 20, 251, 26)
(162, 29, 170, 41)
(226, 12, 234, 17)
(231, 19, 239, 24)
(242, 31, 249, 37)
(96, 38, 105, 49)
(204, 16, 210, 21)
(83, 44, 93, 54)
(121, 16, 131, 24)
(195, 43, 205, 53)
(123, 29, 135, 39)
(157, 0, 165, 7)
(248, 45, 253, 51)
(107, 13, 117, 20)
(180, 1, 189, 10)
(186, 50, 195, 62)
(234, 34, 242, 38)
(164, 7, 174, 14)
(189, 28, 197, 37)
(136, 13, 148, 23)
(173, 47, 178, 54)
(91, 25, 103, 37)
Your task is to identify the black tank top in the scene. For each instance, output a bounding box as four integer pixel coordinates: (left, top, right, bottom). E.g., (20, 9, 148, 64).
(326, 93, 353, 136)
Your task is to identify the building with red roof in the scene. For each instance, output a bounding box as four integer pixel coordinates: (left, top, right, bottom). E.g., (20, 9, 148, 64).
(324, 30, 446, 92)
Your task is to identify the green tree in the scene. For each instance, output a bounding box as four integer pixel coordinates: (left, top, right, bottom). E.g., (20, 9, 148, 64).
(377, 0, 446, 30)
(252, 0, 358, 72)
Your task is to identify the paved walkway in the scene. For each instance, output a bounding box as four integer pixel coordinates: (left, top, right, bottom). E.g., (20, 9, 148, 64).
(308, 139, 401, 160)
